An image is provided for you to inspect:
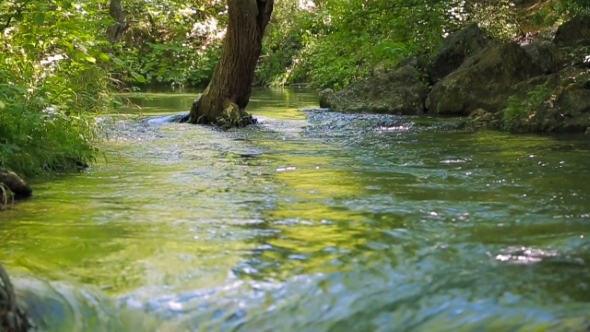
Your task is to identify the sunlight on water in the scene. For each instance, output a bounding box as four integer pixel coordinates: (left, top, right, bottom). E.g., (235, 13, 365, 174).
(1, 88, 590, 331)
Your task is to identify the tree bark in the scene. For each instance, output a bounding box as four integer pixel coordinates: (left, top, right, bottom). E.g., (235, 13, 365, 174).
(184, 0, 274, 127)
(107, 0, 128, 43)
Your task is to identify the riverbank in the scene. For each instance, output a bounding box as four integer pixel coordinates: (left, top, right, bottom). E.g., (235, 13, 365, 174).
(319, 15, 590, 134)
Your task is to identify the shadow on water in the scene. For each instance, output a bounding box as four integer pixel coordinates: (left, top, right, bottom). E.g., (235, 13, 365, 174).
(1, 88, 590, 331)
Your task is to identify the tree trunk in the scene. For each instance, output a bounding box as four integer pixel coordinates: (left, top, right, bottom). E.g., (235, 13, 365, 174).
(107, 0, 128, 43)
(184, 0, 274, 127)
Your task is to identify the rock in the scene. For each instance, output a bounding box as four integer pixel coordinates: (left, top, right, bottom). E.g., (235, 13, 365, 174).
(523, 42, 562, 74)
(1, 264, 35, 332)
(398, 56, 429, 73)
(480, 67, 590, 133)
(372, 61, 390, 76)
(469, 108, 487, 118)
(553, 15, 590, 46)
(0, 170, 32, 201)
(318, 65, 428, 115)
(427, 23, 497, 83)
(146, 112, 190, 124)
(426, 42, 544, 116)
(319, 88, 338, 109)
(462, 108, 500, 130)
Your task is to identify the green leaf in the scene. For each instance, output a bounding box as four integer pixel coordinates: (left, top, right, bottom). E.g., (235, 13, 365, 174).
(34, 12, 45, 25)
(85, 56, 96, 63)
(131, 72, 146, 83)
(62, 41, 74, 51)
(112, 58, 125, 66)
(1, 143, 21, 152)
(99, 53, 110, 62)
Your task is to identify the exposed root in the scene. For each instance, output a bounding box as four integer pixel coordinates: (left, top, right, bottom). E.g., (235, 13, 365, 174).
(183, 97, 257, 128)
(0, 184, 15, 210)
(215, 101, 257, 128)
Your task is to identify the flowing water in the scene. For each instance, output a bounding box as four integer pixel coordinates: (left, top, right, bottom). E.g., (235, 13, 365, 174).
(1, 88, 590, 331)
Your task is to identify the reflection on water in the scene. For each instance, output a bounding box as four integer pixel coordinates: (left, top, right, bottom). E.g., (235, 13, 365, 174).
(1, 88, 590, 331)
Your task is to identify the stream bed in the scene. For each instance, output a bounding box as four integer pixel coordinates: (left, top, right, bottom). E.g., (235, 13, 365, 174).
(1, 88, 590, 331)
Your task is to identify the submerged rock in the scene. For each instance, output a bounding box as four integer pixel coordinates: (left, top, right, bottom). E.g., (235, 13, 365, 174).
(426, 42, 544, 116)
(0, 170, 32, 202)
(319, 65, 428, 115)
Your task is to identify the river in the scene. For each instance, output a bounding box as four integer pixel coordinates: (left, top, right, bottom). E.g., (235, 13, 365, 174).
(1, 88, 590, 331)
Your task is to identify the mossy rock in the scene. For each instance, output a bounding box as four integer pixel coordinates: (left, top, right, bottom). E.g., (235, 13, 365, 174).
(0, 170, 32, 202)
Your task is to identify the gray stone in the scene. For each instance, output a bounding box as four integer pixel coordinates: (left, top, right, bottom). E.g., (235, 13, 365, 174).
(427, 23, 497, 83)
(426, 42, 544, 116)
(553, 15, 590, 46)
(318, 65, 428, 115)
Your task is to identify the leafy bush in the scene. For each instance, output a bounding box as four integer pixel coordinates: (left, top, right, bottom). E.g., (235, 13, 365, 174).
(256, 0, 475, 89)
(111, 0, 226, 87)
(0, 0, 112, 177)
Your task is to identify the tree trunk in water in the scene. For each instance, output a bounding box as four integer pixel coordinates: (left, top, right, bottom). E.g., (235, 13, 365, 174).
(107, 0, 128, 43)
(184, 0, 274, 127)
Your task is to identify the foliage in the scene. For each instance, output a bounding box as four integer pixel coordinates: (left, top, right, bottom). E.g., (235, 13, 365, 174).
(110, 0, 226, 87)
(257, 0, 455, 88)
(255, 0, 590, 89)
(503, 84, 552, 129)
(529, 0, 590, 26)
(0, 0, 113, 177)
(255, 0, 524, 88)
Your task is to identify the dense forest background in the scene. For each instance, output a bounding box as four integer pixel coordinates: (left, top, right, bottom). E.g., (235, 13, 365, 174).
(0, 0, 589, 178)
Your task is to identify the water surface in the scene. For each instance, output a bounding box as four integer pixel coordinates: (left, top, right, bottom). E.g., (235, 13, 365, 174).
(1, 88, 590, 331)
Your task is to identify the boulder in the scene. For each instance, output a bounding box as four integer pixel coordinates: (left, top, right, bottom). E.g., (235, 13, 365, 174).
(427, 23, 497, 83)
(461, 108, 501, 130)
(426, 42, 544, 116)
(0, 170, 32, 201)
(553, 15, 590, 46)
(318, 65, 428, 115)
(469, 67, 590, 133)
(522, 42, 562, 74)
(1, 264, 35, 332)
(509, 67, 590, 133)
(319, 89, 338, 109)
